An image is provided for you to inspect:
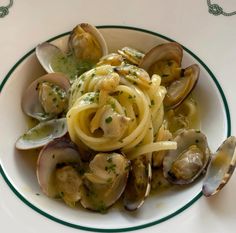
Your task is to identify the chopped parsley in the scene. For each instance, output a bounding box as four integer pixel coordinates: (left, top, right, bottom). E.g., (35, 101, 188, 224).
(96, 201, 107, 213)
(105, 116, 113, 123)
(111, 102, 116, 110)
(105, 163, 116, 173)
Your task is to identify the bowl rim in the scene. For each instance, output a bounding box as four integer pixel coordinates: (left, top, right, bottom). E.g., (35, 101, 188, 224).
(0, 25, 231, 232)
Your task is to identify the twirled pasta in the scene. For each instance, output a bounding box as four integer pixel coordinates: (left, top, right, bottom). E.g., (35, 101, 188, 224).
(67, 64, 177, 160)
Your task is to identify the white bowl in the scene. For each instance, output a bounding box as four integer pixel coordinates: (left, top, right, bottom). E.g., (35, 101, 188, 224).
(0, 26, 231, 232)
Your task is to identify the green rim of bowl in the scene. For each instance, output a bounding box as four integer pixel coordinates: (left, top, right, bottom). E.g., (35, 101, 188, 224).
(0, 25, 231, 232)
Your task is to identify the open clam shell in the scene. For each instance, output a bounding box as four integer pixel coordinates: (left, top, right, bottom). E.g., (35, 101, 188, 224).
(139, 42, 183, 82)
(202, 136, 236, 197)
(123, 156, 151, 211)
(36, 137, 82, 198)
(164, 64, 200, 109)
(68, 23, 108, 63)
(15, 118, 67, 150)
(36, 42, 64, 73)
(80, 152, 129, 211)
(163, 129, 211, 185)
(22, 73, 70, 121)
(36, 23, 108, 78)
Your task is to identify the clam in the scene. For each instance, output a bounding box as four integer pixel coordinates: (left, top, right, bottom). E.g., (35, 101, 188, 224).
(22, 73, 70, 121)
(15, 118, 67, 150)
(118, 47, 144, 65)
(123, 156, 151, 211)
(36, 42, 64, 74)
(36, 23, 108, 79)
(69, 23, 108, 64)
(165, 97, 199, 134)
(115, 64, 151, 88)
(163, 129, 211, 184)
(139, 42, 183, 85)
(96, 53, 124, 67)
(203, 136, 236, 197)
(36, 137, 83, 206)
(140, 43, 199, 109)
(163, 64, 199, 109)
(80, 152, 129, 211)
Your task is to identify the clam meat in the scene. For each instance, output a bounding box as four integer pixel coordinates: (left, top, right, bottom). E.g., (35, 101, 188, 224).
(36, 137, 83, 206)
(140, 42, 199, 109)
(36, 23, 108, 79)
(80, 152, 129, 211)
(123, 156, 151, 211)
(163, 129, 211, 184)
(22, 73, 70, 121)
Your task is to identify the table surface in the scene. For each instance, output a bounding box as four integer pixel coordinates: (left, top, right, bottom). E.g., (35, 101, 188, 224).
(1, 1, 236, 232)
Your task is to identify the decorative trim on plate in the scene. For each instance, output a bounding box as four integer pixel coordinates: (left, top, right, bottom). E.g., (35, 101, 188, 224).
(0, 25, 232, 232)
(207, 0, 236, 16)
(0, 0, 13, 18)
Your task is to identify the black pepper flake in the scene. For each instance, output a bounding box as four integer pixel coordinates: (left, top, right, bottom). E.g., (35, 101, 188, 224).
(180, 69, 185, 77)
(35, 83, 40, 91)
(162, 74, 169, 78)
(167, 60, 173, 66)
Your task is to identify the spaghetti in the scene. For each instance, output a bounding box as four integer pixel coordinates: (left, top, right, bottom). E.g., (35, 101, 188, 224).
(67, 64, 177, 160)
